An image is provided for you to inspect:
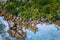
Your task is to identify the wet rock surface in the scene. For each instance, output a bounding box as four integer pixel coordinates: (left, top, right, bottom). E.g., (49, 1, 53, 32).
(8, 29, 26, 39)
(53, 20, 60, 26)
(0, 10, 60, 40)
(4, 37, 10, 40)
(0, 10, 38, 34)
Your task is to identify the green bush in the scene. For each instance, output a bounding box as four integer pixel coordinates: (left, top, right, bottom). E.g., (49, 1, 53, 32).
(0, 0, 60, 21)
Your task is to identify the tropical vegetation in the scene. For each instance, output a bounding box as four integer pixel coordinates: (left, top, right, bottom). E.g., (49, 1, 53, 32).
(0, 0, 60, 21)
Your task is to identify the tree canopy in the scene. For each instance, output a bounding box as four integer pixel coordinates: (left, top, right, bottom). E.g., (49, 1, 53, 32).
(0, 0, 60, 21)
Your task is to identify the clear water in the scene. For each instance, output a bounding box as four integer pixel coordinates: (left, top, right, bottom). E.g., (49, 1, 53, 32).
(0, 16, 60, 40)
(0, 17, 17, 40)
(25, 24, 60, 40)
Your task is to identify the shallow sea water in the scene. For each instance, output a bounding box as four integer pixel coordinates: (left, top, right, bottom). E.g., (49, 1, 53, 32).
(0, 16, 60, 40)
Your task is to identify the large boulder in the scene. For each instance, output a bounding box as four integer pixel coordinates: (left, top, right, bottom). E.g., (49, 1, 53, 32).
(7, 30, 15, 37)
(14, 32, 23, 39)
(8, 29, 26, 39)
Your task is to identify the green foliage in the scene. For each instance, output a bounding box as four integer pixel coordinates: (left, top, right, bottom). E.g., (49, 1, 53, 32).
(46, 14, 52, 20)
(0, 0, 60, 21)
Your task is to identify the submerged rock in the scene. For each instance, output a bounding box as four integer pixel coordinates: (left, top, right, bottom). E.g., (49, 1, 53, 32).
(4, 37, 10, 40)
(0, 24, 5, 34)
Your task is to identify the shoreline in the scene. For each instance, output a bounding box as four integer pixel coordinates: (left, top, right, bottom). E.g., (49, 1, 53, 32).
(0, 16, 60, 40)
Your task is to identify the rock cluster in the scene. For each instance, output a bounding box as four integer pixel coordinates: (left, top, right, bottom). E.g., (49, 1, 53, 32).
(0, 10, 38, 39)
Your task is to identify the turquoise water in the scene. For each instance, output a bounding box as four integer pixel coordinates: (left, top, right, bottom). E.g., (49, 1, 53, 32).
(0, 16, 60, 40)
(25, 24, 60, 40)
